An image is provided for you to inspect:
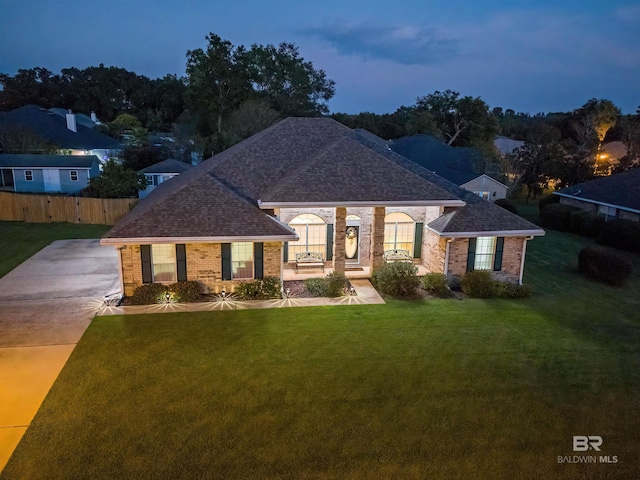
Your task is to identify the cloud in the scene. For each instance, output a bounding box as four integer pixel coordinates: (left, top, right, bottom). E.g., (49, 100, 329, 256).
(301, 22, 458, 65)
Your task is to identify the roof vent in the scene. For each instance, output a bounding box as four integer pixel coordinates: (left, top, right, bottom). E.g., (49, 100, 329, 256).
(66, 112, 77, 133)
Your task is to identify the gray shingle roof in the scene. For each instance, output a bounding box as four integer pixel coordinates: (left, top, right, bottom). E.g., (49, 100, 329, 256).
(0, 154, 99, 168)
(104, 117, 543, 241)
(139, 159, 192, 174)
(555, 169, 640, 212)
(0, 105, 120, 150)
(103, 171, 297, 241)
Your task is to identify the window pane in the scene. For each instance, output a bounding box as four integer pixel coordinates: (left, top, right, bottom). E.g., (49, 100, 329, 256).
(288, 217, 326, 259)
(232, 242, 253, 279)
(152, 244, 176, 282)
(474, 237, 495, 270)
(384, 221, 414, 252)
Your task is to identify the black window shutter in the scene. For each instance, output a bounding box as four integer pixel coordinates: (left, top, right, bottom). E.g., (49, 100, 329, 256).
(466, 238, 477, 272)
(176, 244, 187, 281)
(221, 243, 232, 280)
(283, 242, 288, 263)
(140, 245, 152, 284)
(254, 242, 264, 279)
(493, 237, 505, 271)
(413, 222, 423, 258)
(326, 224, 333, 261)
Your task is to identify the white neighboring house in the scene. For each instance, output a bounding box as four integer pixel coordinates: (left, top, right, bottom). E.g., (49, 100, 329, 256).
(139, 159, 192, 199)
(460, 174, 508, 201)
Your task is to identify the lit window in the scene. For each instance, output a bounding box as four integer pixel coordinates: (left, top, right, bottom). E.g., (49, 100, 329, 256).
(232, 242, 253, 279)
(70, 170, 78, 181)
(288, 214, 326, 259)
(384, 212, 415, 252)
(474, 237, 496, 270)
(24, 170, 33, 181)
(474, 191, 490, 200)
(151, 244, 176, 282)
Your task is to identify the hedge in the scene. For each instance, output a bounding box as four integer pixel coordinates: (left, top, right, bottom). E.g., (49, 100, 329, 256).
(538, 194, 560, 212)
(494, 198, 519, 214)
(539, 203, 575, 231)
(596, 219, 640, 253)
(578, 245, 632, 286)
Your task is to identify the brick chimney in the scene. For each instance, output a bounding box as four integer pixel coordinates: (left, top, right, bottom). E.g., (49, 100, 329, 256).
(66, 109, 77, 133)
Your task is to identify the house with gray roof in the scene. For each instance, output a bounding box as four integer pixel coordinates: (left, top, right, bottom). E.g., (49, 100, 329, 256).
(0, 154, 100, 193)
(390, 134, 508, 201)
(554, 169, 640, 222)
(138, 159, 192, 199)
(102, 118, 544, 297)
(0, 105, 120, 161)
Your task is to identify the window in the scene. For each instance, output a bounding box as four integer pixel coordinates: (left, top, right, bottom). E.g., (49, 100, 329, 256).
(232, 242, 253, 279)
(384, 212, 415, 252)
(597, 205, 617, 218)
(474, 237, 496, 270)
(474, 191, 490, 200)
(145, 175, 154, 186)
(24, 170, 33, 182)
(69, 170, 78, 182)
(151, 244, 176, 282)
(288, 214, 326, 259)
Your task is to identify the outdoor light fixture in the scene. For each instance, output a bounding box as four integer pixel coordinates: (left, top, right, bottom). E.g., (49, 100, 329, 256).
(349, 286, 357, 296)
(165, 292, 171, 303)
(221, 289, 226, 299)
(285, 288, 291, 298)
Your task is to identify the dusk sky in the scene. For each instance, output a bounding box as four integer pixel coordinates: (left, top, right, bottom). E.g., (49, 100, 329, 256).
(1, 0, 639, 114)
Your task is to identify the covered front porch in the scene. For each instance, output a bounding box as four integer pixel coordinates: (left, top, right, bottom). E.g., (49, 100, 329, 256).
(283, 263, 430, 281)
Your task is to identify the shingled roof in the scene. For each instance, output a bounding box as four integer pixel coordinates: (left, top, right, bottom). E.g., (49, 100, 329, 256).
(104, 117, 543, 242)
(0, 154, 100, 168)
(0, 105, 120, 151)
(139, 159, 192, 174)
(555, 169, 640, 213)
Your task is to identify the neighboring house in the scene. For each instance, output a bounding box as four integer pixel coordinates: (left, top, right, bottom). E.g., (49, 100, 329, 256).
(494, 135, 524, 156)
(554, 169, 640, 222)
(139, 159, 192, 199)
(101, 118, 544, 297)
(390, 134, 508, 201)
(0, 105, 120, 161)
(0, 154, 101, 194)
(48, 108, 101, 129)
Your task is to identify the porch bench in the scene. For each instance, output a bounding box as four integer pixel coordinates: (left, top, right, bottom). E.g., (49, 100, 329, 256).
(295, 252, 325, 273)
(383, 249, 413, 263)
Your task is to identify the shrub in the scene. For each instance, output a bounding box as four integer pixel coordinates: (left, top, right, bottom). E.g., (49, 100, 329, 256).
(494, 198, 519, 215)
(538, 194, 560, 212)
(235, 276, 282, 300)
(422, 273, 449, 295)
(596, 219, 640, 253)
(539, 203, 575, 231)
(461, 271, 495, 298)
(576, 211, 605, 238)
(494, 282, 531, 298)
(578, 246, 632, 286)
(130, 283, 168, 305)
(168, 281, 202, 302)
(372, 262, 420, 297)
(303, 272, 347, 298)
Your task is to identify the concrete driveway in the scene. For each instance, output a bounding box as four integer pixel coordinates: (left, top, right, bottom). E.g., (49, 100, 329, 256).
(0, 239, 119, 472)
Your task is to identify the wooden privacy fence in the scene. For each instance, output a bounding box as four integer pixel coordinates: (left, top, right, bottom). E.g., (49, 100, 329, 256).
(0, 192, 138, 225)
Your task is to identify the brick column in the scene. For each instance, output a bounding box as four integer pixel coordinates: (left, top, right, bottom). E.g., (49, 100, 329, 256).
(370, 206, 385, 271)
(334, 207, 346, 273)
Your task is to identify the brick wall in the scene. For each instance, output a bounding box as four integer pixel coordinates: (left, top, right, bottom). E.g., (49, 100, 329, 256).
(559, 197, 598, 214)
(446, 236, 526, 283)
(619, 210, 640, 222)
(371, 207, 385, 270)
(447, 238, 470, 277)
(334, 207, 346, 272)
(421, 230, 446, 273)
(120, 242, 283, 296)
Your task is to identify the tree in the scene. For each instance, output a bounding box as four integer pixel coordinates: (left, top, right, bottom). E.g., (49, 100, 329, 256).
(0, 125, 59, 154)
(0, 67, 64, 110)
(226, 99, 280, 143)
(414, 90, 498, 148)
(240, 42, 335, 117)
(614, 107, 640, 172)
(121, 143, 172, 171)
(107, 113, 143, 137)
(185, 33, 250, 138)
(88, 160, 147, 198)
(571, 99, 621, 174)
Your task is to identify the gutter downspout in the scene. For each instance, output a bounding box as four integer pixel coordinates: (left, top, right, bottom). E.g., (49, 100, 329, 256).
(519, 236, 534, 285)
(443, 239, 454, 275)
(280, 241, 285, 296)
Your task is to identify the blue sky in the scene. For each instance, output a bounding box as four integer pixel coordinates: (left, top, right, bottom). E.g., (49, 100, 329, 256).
(1, 0, 639, 114)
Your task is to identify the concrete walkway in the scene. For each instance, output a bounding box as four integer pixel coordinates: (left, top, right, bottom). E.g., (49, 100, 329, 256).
(96, 278, 384, 316)
(0, 240, 119, 473)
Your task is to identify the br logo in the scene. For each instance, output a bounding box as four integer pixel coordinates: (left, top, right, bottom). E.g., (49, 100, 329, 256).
(573, 436, 603, 452)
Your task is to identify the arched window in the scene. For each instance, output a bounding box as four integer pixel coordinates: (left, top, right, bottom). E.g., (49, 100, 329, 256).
(384, 212, 415, 252)
(288, 214, 327, 259)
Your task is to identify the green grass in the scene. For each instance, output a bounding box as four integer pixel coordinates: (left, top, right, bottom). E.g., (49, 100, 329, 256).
(0, 221, 110, 277)
(3, 221, 640, 479)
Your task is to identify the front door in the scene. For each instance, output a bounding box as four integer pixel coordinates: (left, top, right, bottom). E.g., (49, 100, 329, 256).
(43, 169, 61, 192)
(345, 225, 360, 264)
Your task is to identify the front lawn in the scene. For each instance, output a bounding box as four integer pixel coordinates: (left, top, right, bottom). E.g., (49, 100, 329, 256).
(3, 224, 640, 479)
(0, 221, 110, 277)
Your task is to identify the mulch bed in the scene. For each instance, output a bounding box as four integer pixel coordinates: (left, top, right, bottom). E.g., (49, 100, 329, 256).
(283, 279, 354, 298)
